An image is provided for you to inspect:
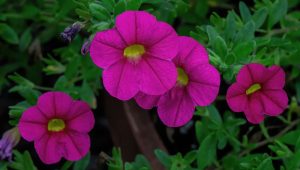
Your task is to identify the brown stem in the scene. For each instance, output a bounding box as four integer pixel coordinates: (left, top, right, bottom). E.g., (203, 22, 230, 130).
(239, 119, 300, 157)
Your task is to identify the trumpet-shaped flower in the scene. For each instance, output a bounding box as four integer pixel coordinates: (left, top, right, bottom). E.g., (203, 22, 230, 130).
(18, 92, 95, 164)
(226, 63, 288, 124)
(90, 11, 178, 100)
(135, 36, 220, 127)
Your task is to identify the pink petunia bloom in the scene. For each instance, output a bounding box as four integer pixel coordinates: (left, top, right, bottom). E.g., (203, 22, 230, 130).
(90, 11, 178, 100)
(226, 63, 288, 124)
(135, 36, 220, 127)
(18, 92, 95, 164)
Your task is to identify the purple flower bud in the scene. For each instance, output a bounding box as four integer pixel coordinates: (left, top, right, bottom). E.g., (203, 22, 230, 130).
(81, 40, 91, 55)
(0, 127, 20, 161)
(60, 22, 82, 43)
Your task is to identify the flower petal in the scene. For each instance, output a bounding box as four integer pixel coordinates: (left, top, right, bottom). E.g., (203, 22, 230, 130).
(237, 63, 266, 87)
(61, 132, 90, 161)
(173, 36, 209, 68)
(139, 56, 177, 95)
(103, 59, 139, 100)
(157, 87, 195, 127)
(90, 29, 125, 69)
(134, 92, 160, 109)
(18, 107, 47, 141)
(187, 64, 220, 106)
(67, 104, 95, 133)
(34, 134, 62, 164)
(146, 22, 178, 60)
(226, 83, 248, 112)
(263, 65, 285, 90)
(260, 89, 288, 116)
(116, 11, 157, 45)
(244, 93, 264, 124)
(65, 101, 90, 120)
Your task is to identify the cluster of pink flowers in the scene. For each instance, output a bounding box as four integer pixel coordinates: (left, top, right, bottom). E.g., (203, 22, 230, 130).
(90, 10, 288, 127)
(16, 10, 289, 165)
(90, 11, 221, 127)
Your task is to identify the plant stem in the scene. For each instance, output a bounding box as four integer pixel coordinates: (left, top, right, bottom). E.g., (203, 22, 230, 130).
(259, 123, 271, 140)
(34, 85, 54, 91)
(239, 119, 300, 157)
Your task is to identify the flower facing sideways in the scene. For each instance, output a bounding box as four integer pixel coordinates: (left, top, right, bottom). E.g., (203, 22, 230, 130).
(226, 63, 288, 124)
(90, 10, 178, 100)
(18, 92, 95, 164)
(135, 36, 220, 127)
(0, 127, 20, 161)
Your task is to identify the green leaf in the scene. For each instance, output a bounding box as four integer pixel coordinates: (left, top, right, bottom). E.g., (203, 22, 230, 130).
(257, 158, 274, 170)
(73, 152, 90, 170)
(224, 11, 237, 41)
(206, 25, 219, 46)
(8, 101, 30, 126)
(268, 0, 288, 29)
(114, 1, 126, 16)
(19, 28, 32, 51)
(239, 2, 252, 23)
(126, 0, 142, 10)
(234, 21, 255, 43)
(89, 3, 110, 21)
(9, 151, 37, 170)
(207, 105, 222, 126)
(80, 81, 97, 109)
(154, 149, 172, 168)
(197, 133, 217, 170)
(0, 23, 19, 44)
(213, 36, 228, 58)
(252, 7, 268, 29)
(124, 155, 151, 170)
(183, 150, 197, 164)
(108, 148, 123, 170)
(233, 40, 255, 62)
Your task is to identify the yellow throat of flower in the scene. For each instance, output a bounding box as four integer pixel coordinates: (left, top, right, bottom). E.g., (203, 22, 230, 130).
(123, 44, 145, 59)
(246, 83, 261, 95)
(177, 67, 189, 86)
(48, 119, 65, 132)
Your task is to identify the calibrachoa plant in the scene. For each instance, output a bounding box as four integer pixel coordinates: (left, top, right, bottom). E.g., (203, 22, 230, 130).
(1, 0, 300, 170)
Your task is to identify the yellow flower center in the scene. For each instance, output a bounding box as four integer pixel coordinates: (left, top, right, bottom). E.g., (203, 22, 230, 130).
(177, 67, 189, 86)
(48, 119, 65, 132)
(246, 83, 261, 95)
(123, 44, 145, 59)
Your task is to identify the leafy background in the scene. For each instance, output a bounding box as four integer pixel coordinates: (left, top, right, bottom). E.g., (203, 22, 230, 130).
(0, 0, 300, 169)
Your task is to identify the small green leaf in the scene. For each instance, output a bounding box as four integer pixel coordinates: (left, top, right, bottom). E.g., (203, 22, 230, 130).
(239, 2, 252, 23)
(73, 152, 90, 170)
(9, 151, 37, 170)
(89, 3, 110, 21)
(233, 40, 255, 61)
(0, 23, 19, 44)
(126, 0, 142, 10)
(252, 7, 268, 29)
(154, 149, 172, 168)
(257, 158, 274, 170)
(268, 0, 288, 29)
(213, 36, 228, 58)
(19, 28, 32, 51)
(183, 150, 197, 164)
(197, 133, 217, 170)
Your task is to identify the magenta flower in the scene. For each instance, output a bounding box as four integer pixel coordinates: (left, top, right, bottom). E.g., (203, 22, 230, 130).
(18, 92, 95, 164)
(90, 11, 178, 100)
(135, 36, 220, 127)
(226, 63, 288, 124)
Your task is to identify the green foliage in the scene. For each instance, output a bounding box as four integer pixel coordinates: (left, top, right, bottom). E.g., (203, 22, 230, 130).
(8, 151, 37, 170)
(2, 0, 300, 169)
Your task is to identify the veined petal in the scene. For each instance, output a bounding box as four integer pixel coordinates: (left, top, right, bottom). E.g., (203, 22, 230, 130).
(103, 59, 139, 100)
(237, 63, 266, 87)
(187, 64, 220, 106)
(244, 93, 264, 124)
(116, 11, 157, 45)
(139, 56, 177, 95)
(226, 83, 248, 112)
(157, 87, 195, 127)
(34, 134, 61, 164)
(90, 29, 125, 69)
(263, 65, 285, 90)
(261, 89, 288, 116)
(134, 92, 160, 109)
